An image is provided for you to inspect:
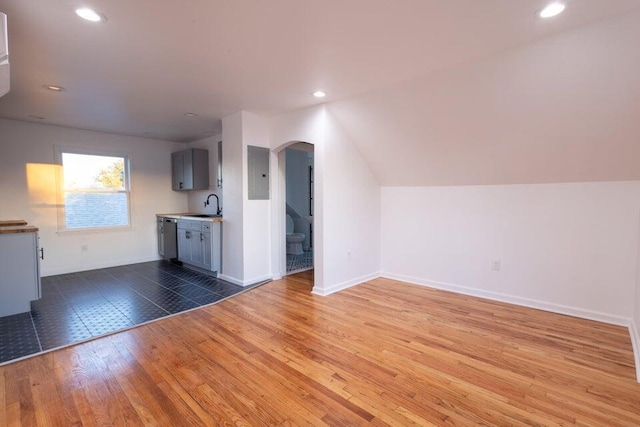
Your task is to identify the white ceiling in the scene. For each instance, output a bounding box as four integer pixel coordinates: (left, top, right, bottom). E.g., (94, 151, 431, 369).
(1, 0, 639, 144)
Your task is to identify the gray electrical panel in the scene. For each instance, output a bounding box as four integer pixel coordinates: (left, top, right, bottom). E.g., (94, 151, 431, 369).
(247, 146, 270, 200)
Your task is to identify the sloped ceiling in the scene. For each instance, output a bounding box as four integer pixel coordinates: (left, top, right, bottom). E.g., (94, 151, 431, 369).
(329, 10, 640, 185)
(0, 1, 639, 185)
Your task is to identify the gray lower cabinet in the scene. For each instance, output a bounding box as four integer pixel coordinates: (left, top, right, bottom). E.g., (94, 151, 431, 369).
(190, 229, 205, 266)
(0, 230, 41, 317)
(203, 224, 212, 271)
(177, 219, 221, 274)
(177, 226, 192, 262)
(157, 217, 164, 257)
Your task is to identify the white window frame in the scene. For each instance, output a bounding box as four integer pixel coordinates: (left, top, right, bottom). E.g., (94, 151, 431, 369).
(55, 146, 133, 233)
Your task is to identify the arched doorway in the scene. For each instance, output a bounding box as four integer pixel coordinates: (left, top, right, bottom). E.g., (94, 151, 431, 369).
(270, 140, 321, 292)
(283, 142, 314, 274)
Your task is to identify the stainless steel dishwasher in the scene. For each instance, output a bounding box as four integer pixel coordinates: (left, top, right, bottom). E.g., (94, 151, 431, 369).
(157, 217, 178, 260)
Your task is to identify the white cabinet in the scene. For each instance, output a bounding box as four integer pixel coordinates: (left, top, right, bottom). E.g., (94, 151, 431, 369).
(0, 13, 10, 98)
(172, 148, 209, 191)
(0, 229, 41, 317)
(177, 219, 221, 274)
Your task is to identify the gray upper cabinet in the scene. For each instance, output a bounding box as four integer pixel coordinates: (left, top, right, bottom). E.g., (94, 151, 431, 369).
(217, 140, 223, 189)
(172, 148, 209, 191)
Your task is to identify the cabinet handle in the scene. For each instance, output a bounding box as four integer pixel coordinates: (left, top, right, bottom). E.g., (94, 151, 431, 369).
(180, 182, 183, 189)
(186, 231, 191, 239)
(200, 233, 204, 242)
(40, 248, 44, 260)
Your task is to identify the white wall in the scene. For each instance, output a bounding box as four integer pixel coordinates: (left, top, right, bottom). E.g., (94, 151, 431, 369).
(319, 109, 381, 295)
(0, 118, 186, 276)
(241, 111, 271, 284)
(381, 182, 640, 324)
(186, 134, 222, 214)
(218, 111, 272, 286)
(271, 105, 326, 148)
(636, 277, 640, 325)
(634, 225, 640, 380)
(220, 113, 244, 283)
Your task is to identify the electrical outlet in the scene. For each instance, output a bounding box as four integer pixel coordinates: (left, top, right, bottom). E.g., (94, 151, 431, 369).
(81, 243, 88, 252)
(491, 259, 501, 271)
(347, 250, 352, 259)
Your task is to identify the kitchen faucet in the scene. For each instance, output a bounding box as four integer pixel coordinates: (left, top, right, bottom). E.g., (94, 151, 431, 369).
(204, 193, 222, 215)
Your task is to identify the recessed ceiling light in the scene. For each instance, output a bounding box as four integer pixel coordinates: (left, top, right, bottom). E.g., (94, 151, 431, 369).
(313, 91, 327, 98)
(539, 2, 566, 18)
(42, 84, 66, 92)
(183, 112, 198, 117)
(75, 8, 106, 22)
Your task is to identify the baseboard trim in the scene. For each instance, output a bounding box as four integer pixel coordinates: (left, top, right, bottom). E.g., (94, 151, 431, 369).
(380, 272, 631, 327)
(312, 271, 380, 296)
(218, 274, 243, 286)
(244, 274, 273, 287)
(630, 320, 640, 383)
(42, 255, 161, 277)
(218, 274, 272, 287)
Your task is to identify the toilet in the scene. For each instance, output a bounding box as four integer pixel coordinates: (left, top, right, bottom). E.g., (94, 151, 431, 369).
(286, 214, 305, 255)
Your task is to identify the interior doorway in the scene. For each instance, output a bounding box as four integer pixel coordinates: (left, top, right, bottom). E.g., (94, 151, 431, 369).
(284, 143, 314, 275)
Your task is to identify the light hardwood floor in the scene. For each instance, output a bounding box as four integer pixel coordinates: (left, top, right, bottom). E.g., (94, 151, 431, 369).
(1, 271, 639, 426)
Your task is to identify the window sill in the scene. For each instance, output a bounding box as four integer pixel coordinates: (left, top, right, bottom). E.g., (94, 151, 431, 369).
(56, 225, 137, 236)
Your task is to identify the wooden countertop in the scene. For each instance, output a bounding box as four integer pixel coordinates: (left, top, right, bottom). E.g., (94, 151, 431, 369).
(0, 220, 38, 234)
(0, 220, 28, 226)
(156, 214, 223, 223)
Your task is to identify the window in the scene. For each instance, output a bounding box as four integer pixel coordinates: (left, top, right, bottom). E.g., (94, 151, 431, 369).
(57, 148, 131, 230)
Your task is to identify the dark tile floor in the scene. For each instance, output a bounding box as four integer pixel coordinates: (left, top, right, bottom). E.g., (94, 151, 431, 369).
(0, 260, 251, 365)
(287, 250, 313, 273)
